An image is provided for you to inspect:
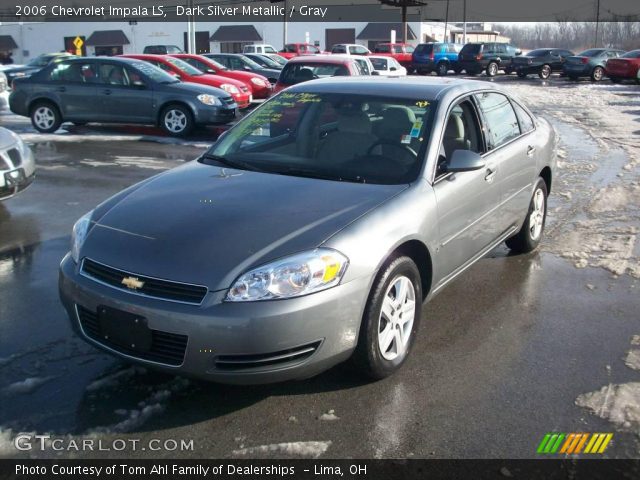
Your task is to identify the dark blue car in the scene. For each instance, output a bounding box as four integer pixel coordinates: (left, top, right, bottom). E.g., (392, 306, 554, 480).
(412, 43, 462, 76)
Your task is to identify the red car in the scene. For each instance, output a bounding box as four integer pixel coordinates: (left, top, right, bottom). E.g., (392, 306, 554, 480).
(373, 43, 416, 72)
(278, 43, 322, 59)
(120, 54, 252, 109)
(274, 56, 362, 93)
(605, 49, 640, 83)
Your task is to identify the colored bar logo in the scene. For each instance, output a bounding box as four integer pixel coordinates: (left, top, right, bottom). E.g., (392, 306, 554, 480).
(537, 433, 612, 454)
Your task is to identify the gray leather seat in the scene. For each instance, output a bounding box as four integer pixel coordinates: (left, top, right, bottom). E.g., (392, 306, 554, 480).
(443, 114, 471, 158)
(316, 111, 377, 164)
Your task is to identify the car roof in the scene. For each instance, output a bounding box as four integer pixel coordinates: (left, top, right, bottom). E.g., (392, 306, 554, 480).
(58, 56, 143, 65)
(286, 56, 353, 65)
(285, 76, 499, 101)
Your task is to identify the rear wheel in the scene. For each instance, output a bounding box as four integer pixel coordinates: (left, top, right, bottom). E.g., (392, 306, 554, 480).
(30, 102, 62, 133)
(506, 178, 548, 254)
(539, 64, 551, 79)
(436, 62, 449, 76)
(486, 62, 499, 77)
(160, 104, 193, 137)
(352, 256, 422, 380)
(591, 66, 604, 82)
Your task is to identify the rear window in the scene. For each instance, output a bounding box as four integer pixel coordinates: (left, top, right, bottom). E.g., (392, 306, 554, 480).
(375, 44, 391, 53)
(280, 63, 350, 85)
(460, 44, 482, 54)
(414, 44, 434, 55)
(621, 50, 640, 59)
(528, 49, 551, 57)
(579, 49, 604, 57)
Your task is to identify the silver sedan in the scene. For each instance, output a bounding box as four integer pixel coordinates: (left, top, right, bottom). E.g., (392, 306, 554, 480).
(59, 77, 556, 384)
(0, 127, 35, 201)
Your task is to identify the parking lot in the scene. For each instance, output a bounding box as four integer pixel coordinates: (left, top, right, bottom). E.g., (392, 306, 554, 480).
(1, 73, 640, 459)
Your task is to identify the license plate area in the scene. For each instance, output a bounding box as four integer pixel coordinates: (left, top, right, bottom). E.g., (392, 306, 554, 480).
(97, 306, 152, 352)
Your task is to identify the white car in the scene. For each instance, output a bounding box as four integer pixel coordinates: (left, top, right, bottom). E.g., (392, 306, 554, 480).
(0, 127, 35, 201)
(330, 54, 375, 76)
(330, 44, 371, 56)
(368, 55, 408, 76)
(243, 44, 278, 55)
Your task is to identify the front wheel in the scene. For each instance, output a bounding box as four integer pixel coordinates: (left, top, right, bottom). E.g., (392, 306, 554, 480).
(591, 66, 604, 82)
(30, 102, 62, 133)
(352, 256, 422, 380)
(539, 64, 551, 79)
(486, 62, 499, 77)
(506, 178, 548, 253)
(160, 104, 193, 137)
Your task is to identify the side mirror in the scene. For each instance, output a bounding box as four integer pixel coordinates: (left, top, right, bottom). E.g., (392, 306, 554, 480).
(244, 66, 252, 71)
(446, 150, 485, 173)
(206, 69, 216, 74)
(371, 70, 380, 76)
(132, 80, 146, 88)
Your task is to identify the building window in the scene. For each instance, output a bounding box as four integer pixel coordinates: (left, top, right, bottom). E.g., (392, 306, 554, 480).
(95, 46, 123, 56)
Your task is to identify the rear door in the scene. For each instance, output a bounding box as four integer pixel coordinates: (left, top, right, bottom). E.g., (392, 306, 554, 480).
(48, 61, 101, 121)
(97, 62, 154, 123)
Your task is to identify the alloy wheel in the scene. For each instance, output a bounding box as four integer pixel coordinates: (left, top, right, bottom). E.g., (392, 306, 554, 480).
(593, 67, 603, 81)
(529, 188, 545, 241)
(34, 106, 55, 130)
(164, 109, 187, 133)
(540, 65, 551, 79)
(378, 275, 416, 361)
(488, 63, 498, 76)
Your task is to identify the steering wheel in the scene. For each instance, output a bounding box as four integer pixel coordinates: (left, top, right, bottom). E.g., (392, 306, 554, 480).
(366, 140, 418, 159)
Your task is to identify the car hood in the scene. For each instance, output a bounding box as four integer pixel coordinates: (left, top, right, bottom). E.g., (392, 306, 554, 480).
(82, 161, 406, 291)
(158, 80, 230, 99)
(4, 66, 38, 76)
(0, 127, 18, 150)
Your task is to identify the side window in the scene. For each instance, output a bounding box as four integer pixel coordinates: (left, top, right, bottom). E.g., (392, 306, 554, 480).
(497, 44, 507, 54)
(245, 46, 254, 53)
(333, 45, 346, 54)
(98, 64, 131, 86)
(438, 98, 484, 177)
(446, 44, 457, 53)
(49, 62, 98, 83)
(513, 102, 535, 133)
(475, 92, 521, 149)
(230, 57, 245, 70)
(393, 45, 403, 53)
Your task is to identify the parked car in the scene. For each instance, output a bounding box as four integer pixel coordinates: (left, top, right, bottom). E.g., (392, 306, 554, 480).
(3, 53, 76, 88)
(0, 127, 35, 201)
(242, 44, 278, 55)
(279, 43, 321, 59)
(368, 55, 407, 76)
(330, 44, 371, 56)
(173, 54, 272, 100)
(605, 49, 640, 84)
(412, 42, 462, 76)
(143, 45, 183, 54)
(9, 57, 236, 136)
(563, 48, 625, 81)
(59, 77, 556, 384)
(372, 43, 415, 72)
(244, 53, 284, 70)
(331, 54, 375, 75)
(121, 54, 252, 109)
(457, 42, 521, 76)
(274, 56, 362, 92)
(513, 48, 574, 79)
(205, 53, 281, 85)
(263, 53, 288, 68)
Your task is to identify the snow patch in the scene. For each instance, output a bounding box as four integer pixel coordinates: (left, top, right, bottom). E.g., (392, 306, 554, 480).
(232, 441, 332, 458)
(625, 350, 640, 371)
(85, 366, 143, 392)
(0, 428, 16, 457)
(576, 383, 640, 429)
(3, 376, 55, 396)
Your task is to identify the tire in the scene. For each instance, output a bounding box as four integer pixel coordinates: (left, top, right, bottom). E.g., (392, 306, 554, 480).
(30, 101, 62, 133)
(506, 178, 548, 254)
(539, 64, 551, 79)
(486, 62, 499, 77)
(160, 104, 193, 137)
(352, 255, 422, 380)
(436, 62, 448, 76)
(517, 71, 527, 78)
(610, 77, 621, 84)
(591, 66, 604, 82)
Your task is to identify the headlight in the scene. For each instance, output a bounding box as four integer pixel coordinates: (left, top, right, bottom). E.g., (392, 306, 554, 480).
(250, 77, 266, 87)
(197, 94, 221, 106)
(226, 249, 348, 302)
(71, 210, 94, 263)
(220, 83, 240, 94)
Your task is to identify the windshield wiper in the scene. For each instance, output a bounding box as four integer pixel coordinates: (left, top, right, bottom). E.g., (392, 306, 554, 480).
(273, 167, 366, 183)
(200, 154, 265, 172)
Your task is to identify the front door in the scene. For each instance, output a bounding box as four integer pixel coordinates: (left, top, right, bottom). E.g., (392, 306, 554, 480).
(432, 97, 502, 283)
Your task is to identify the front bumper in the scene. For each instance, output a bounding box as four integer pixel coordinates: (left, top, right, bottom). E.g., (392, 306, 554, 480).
(251, 84, 273, 100)
(514, 64, 542, 75)
(59, 254, 370, 384)
(563, 64, 591, 76)
(192, 104, 237, 125)
(0, 140, 36, 200)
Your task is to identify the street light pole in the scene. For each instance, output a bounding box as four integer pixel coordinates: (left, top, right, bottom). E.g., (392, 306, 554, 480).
(594, 0, 600, 47)
(444, 0, 450, 42)
(463, 0, 467, 44)
(283, 0, 288, 47)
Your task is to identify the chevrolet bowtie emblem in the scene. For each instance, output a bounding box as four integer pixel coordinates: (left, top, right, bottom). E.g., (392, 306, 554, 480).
(122, 276, 145, 290)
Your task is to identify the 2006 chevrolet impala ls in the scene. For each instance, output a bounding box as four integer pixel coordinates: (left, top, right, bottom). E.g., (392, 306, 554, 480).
(59, 77, 556, 384)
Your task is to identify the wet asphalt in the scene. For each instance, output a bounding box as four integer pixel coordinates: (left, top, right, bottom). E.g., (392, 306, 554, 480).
(1, 76, 639, 459)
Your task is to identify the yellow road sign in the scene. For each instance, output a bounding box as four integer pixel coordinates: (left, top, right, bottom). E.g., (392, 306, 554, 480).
(73, 36, 83, 49)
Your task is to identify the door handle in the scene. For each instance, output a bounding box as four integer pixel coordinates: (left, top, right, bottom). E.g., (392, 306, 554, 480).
(485, 168, 496, 183)
(527, 146, 536, 156)
(102, 89, 112, 95)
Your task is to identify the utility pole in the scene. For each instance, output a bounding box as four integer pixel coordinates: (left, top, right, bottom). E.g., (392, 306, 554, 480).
(444, 0, 450, 42)
(594, 0, 601, 47)
(463, 0, 467, 44)
(283, 0, 288, 47)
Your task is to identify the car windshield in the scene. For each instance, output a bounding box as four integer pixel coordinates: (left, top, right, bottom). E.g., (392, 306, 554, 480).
(460, 44, 481, 54)
(202, 91, 435, 185)
(528, 49, 551, 57)
(280, 63, 350, 85)
(578, 49, 604, 57)
(370, 58, 388, 70)
(254, 55, 281, 68)
(240, 56, 263, 69)
(129, 61, 180, 83)
(164, 56, 203, 76)
(204, 56, 228, 70)
(27, 54, 57, 67)
(414, 44, 434, 55)
(621, 50, 640, 59)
